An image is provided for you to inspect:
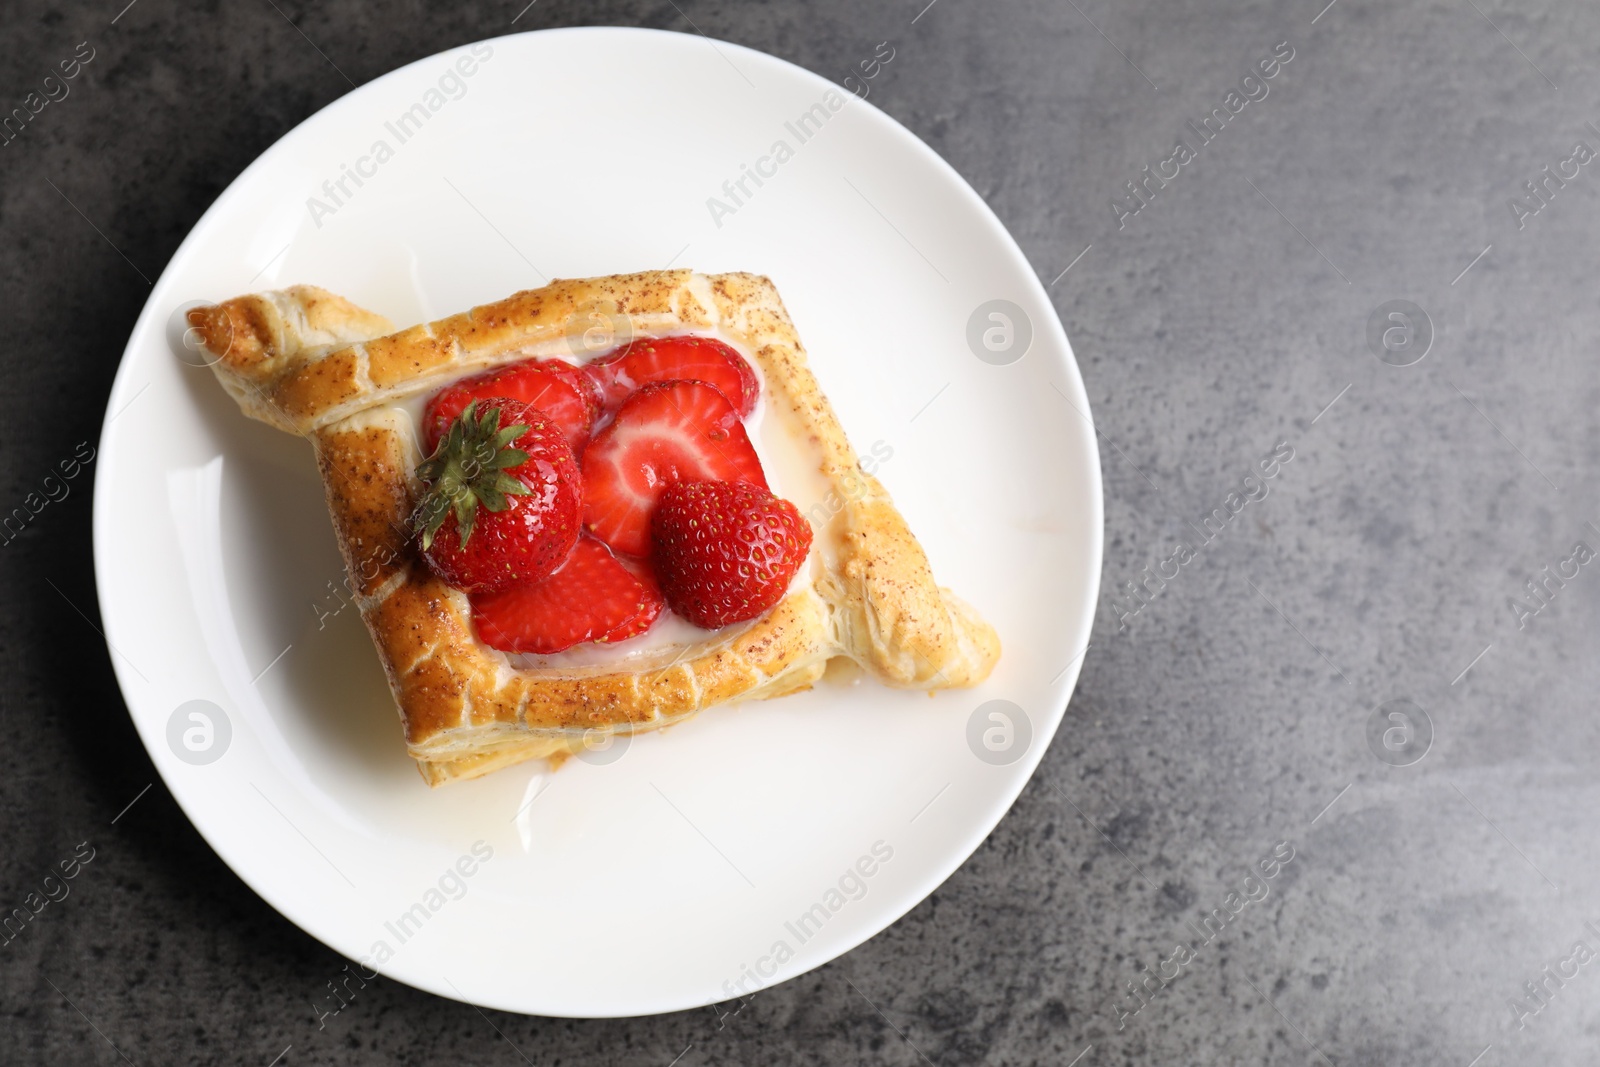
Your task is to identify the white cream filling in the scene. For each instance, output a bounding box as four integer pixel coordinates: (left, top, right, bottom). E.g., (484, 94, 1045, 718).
(362, 329, 834, 670)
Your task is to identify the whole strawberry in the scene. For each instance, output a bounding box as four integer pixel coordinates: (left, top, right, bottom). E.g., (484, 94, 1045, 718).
(412, 398, 581, 593)
(652, 480, 812, 629)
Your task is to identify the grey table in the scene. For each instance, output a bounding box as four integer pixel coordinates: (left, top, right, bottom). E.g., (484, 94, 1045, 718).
(4, 1, 1596, 1063)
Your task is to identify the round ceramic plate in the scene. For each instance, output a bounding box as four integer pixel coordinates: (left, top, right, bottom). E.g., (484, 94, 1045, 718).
(93, 27, 1102, 1017)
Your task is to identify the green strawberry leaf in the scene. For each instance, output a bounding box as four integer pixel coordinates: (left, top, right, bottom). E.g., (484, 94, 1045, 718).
(411, 400, 533, 551)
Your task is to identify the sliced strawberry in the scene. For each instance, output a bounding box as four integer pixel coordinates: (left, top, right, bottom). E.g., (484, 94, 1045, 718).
(424, 361, 597, 456)
(413, 399, 581, 594)
(581, 380, 768, 558)
(584, 336, 760, 416)
(653, 480, 812, 629)
(528, 357, 605, 415)
(601, 558, 663, 643)
(472, 538, 660, 654)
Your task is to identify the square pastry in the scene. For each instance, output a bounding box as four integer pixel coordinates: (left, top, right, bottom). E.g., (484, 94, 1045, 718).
(189, 271, 999, 785)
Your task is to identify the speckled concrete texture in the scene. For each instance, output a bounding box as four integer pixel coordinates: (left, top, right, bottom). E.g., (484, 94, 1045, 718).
(3, 0, 1598, 1063)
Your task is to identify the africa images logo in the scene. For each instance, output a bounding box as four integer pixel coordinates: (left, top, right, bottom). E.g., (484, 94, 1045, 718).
(721, 841, 895, 998)
(305, 43, 494, 228)
(1111, 41, 1295, 230)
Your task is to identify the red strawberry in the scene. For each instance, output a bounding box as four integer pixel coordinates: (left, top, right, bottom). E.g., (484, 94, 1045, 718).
(652, 480, 812, 629)
(472, 537, 663, 654)
(584, 336, 760, 416)
(528, 357, 606, 415)
(424, 361, 597, 455)
(602, 557, 664, 642)
(581, 380, 767, 558)
(412, 399, 581, 594)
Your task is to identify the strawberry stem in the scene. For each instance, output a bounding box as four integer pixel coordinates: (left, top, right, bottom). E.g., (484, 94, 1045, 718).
(412, 400, 531, 550)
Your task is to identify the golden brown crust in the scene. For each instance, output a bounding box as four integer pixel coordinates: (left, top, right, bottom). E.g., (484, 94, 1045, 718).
(187, 286, 395, 432)
(198, 273, 999, 785)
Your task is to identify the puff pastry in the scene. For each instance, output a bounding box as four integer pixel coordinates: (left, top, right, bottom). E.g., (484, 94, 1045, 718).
(190, 271, 1000, 785)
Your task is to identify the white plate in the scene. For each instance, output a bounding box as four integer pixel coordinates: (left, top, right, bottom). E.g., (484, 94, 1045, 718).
(93, 27, 1101, 1018)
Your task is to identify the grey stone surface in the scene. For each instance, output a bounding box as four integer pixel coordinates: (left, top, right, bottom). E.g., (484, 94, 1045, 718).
(2, 0, 1597, 1063)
